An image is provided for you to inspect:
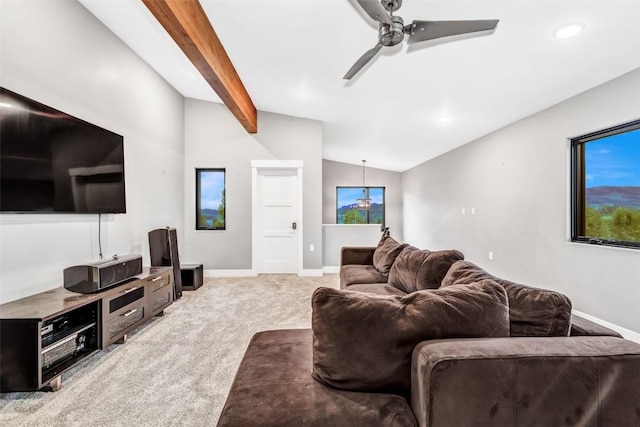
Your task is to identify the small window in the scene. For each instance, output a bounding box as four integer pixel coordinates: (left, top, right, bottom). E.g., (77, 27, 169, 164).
(571, 119, 640, 249)
(336, 187, 385, 225)
(196, 168, 225, 230)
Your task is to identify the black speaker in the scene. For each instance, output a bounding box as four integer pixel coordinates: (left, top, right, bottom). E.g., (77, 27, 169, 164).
(149, 227, 182, 299)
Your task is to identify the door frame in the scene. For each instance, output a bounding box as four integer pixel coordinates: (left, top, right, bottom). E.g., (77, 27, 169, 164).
(251, 160, 304, 275)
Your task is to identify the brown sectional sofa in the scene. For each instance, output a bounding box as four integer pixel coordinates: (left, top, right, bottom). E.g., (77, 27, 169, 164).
(218, 238, 640, 426)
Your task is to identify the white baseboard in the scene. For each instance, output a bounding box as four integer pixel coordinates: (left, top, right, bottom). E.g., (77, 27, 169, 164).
(322, 266, 339, 274)
(299, 269, 324, 277)
(203, 269, 325, 277)
(573, 309, 640, 344)
(203, 269, 256, 278)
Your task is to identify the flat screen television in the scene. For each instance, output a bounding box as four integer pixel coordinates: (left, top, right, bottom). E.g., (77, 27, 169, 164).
(0, 87, 126, 213)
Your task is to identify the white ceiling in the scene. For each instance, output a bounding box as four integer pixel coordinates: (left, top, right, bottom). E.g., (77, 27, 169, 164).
(79, 0, 640, 172)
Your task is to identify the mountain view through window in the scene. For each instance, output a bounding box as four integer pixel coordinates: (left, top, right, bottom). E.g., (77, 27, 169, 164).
(581, 124, 640, 245)
(196, 168, 225, 230)
(336, 187, 385, 225)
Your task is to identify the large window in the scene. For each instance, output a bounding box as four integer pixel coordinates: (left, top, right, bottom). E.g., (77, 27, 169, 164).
(196, 168, 225, 230)
(571, 119, 640, 249)
(336, 187, 385, 225)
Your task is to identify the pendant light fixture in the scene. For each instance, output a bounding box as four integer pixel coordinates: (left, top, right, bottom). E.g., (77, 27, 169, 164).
(356, 160, 371, 210)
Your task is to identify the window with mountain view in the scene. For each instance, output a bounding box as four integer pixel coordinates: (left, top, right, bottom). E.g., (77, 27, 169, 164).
(196, 168, 225, 230)
(571, 119, 640, 248)
(336, 187, 385, 225)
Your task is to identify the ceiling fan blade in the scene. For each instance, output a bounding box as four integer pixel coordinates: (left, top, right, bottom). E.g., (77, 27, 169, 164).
(407, 19, 499, 44)
(343, 43, 383, 80)
(355, 0, 392, 25)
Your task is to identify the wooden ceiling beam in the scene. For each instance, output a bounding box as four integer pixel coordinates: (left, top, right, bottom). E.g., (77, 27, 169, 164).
(143, 0, 257, 133)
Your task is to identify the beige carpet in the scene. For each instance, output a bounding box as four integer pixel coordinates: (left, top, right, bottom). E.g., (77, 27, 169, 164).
(0, 274, 339, 427)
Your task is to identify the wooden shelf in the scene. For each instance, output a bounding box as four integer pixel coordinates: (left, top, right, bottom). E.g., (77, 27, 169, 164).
(0, 266, 173, 392)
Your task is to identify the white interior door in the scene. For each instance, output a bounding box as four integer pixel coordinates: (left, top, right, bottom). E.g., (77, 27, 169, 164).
(258, 169, 298, 273)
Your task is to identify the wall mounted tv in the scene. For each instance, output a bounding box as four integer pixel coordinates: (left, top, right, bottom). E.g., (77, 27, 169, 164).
(0, 87, 126, 213)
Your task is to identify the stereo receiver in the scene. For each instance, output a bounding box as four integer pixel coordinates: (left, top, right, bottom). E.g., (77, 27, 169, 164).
(41, 324, 93, 369)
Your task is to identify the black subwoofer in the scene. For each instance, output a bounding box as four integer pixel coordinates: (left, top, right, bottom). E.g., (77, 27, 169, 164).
(180, 264, 203, 291)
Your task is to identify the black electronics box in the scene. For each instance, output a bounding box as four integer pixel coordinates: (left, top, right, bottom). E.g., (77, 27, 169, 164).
(180, 264, 203, 291)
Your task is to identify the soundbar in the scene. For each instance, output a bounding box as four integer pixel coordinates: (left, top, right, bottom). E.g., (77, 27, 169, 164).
(63, 254, 143, 294)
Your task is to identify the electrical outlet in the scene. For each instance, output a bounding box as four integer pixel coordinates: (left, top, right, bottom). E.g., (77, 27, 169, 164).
(309, 244, 315, 253)
(488, 251, 494, 260)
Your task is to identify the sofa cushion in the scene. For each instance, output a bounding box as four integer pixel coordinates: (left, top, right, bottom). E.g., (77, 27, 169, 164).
(340, 264, 387, 289)
(341, 246, 375, 266)
(388, 246, 464, 293)
(441, 260, 572, 337)
(345, 283, 408, 297)
(372, 236, 408, 276)
(217, 329, 417, 427)
(311, 280, 509, 394)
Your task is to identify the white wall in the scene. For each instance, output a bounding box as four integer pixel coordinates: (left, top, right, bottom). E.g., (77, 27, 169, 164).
(402, 68, 640, 333)
(322, 224, 382, 268)
(322, 160, 404, 240)
(183, 99, 323, 271)
(0, 1, 185, 303)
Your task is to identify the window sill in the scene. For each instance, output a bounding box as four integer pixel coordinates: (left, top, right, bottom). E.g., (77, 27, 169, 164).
(322, 224, 382, 227)
(566, 240, 639, 253)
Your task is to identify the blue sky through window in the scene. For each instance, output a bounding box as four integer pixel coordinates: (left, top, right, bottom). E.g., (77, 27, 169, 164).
(199, 170, 224, 209)
(337, 187, 384, 207)
(585, 129, 640, 188)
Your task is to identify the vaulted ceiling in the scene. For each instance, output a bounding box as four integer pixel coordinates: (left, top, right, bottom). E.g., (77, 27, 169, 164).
(80, 0, 640, 172)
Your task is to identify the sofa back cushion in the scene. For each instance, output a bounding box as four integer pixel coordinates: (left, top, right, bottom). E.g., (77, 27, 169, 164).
(388, 246, 464, 293)
(372, 236, 408, 276)
(312, 281, 509, 394)
(441, 260, 572, 337)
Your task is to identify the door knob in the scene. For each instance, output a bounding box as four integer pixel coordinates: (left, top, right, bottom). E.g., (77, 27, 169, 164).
(292, 222, 297, 230)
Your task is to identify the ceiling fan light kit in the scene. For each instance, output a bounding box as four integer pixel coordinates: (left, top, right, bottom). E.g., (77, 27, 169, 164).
(345, 0, 500, 80)
(380, 15, 406, 46)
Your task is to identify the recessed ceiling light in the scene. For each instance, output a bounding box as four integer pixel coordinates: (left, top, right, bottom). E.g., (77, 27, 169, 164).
(554, 22, 585, 39)
(295, 89, 315, 101)
(294, 79, 316, 101)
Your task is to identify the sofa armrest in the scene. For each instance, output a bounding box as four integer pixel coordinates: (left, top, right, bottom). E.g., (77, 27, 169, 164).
(411, 336, 640, 427)
(340, 246, 376, 266)
(570, 313, 622, 337)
